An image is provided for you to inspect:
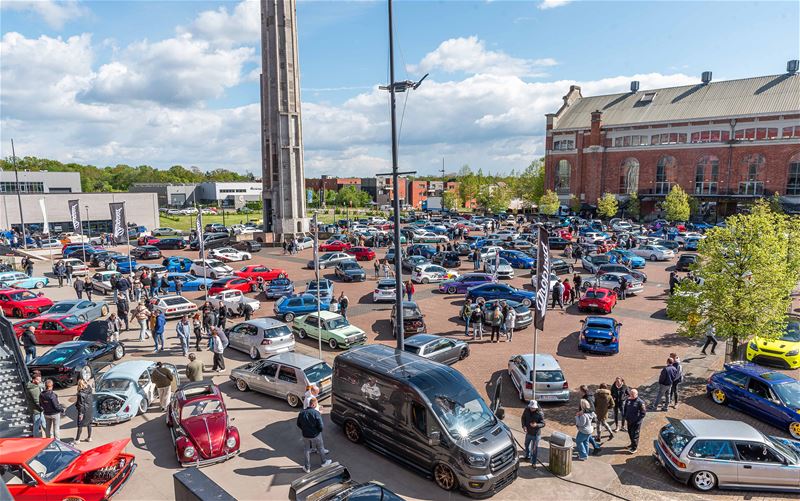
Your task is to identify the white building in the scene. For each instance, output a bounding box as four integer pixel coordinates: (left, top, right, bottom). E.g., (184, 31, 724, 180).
(0, 171, 82, 194)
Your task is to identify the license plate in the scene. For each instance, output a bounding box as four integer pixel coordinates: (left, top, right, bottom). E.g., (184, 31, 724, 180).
(537, 394, 558, 401)
(320, 377, 331, 387)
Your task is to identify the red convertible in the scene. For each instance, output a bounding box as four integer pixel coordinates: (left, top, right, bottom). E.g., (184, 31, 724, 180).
(346, 246, 376, 261)
(319, 240, 352, 252)
(578, 287, 617, 314)
(0, 437, 136, 501)
(14, 313, 90, 345)
(167, 382, 240, 466)
(234, 265, 287, 282)
(0, 289, 54, 318)
(208, 276, 257, 295)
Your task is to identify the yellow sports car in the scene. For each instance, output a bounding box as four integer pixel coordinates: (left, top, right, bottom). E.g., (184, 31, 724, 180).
(746, 319, 800, 369)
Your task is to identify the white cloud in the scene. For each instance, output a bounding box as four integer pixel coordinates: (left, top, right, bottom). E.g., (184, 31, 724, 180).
(1, 0, 89, 29)
(408, 36, 557, 77)
(177, 0, 260, 47)
(539, 0, 572, 10)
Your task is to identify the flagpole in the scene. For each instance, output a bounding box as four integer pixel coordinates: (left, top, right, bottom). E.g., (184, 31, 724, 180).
(197, 209, 208, 300)
(39, 199, 53, 267)
(313, 212, 321, 360)
(78, 199, 88, 266)
(123, 202, 134, 282)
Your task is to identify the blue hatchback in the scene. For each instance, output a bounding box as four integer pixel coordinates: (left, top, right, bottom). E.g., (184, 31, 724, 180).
(607, 249, 646, 269)
(162, 256, 194, 273)
(499, 250, 535, 269)
(265, 277, 295, 299)
(707, 362, 800, 439)
(273, 293, 331, 322)
(465, 283, 535, 307)
(684, 238, 701, 251)
(107, 255, 137, 274)
(578, 316, 621, 354)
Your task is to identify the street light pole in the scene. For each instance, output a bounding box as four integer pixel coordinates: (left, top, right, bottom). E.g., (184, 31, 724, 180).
(312, 212, 322, 359)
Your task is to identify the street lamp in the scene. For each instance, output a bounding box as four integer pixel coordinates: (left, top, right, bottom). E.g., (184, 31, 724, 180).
(312, 212, 322, 359)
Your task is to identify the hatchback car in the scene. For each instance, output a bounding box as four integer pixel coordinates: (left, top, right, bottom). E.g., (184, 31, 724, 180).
(402, 334, 469, 365)
(94, 360, 180, 424)
(484, 257, 515, 279)
(373, 278, 399, 302)
(579, 316, 622, 354)
(334, 260, 366, 282)
(401, 255, 429, 272)
(230, 352, 333, 407)
(226, 318, 295, 360)
(746, 318, 800, 369)
(153, 295, 198, 318)
(676, 254, 699, 272)
(632, 244, 674, 261)
(346, 246, 376, 261)
(654, 418, 800, 492)
(274, 294, 331, 322)
(432, 251, 461, 268)
(390, 301, 426, 336)
(13, 314, 90, 345)
(265, 277, 295, 299)
(411, 264, 458, 284)
(308, 252, 352, 269)
(293, 310, 367, 350)
(507, 353, 569, 403)
(130, 245, 162, 260)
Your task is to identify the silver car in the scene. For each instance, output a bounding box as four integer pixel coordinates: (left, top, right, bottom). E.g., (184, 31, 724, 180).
(308, 252, 352, 269)
(402, 334, 469, 365)
(655, 418, 800, 492)
(484, 257, 514, 279)
(229, 352, 333, 408)
(226, 318, 295, 360)
(582, 272, 644, 295)
(507, 353, 569, 403)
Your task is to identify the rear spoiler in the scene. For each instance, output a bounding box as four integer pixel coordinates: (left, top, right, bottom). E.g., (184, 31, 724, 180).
(288, 462, 351, 501)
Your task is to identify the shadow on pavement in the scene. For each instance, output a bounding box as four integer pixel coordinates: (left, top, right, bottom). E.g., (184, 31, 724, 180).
(556, 331, 586, 360)
(130, 411, 176, 469)
(371, 319, 393, 340)
(640, 332, 697, 348)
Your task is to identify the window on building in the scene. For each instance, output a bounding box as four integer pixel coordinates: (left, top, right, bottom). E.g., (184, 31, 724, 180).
(695, 156, 719, 194)
(655, 156, 675, 195)
(783, 126, 800, 138)
(555, 160, 571, 194)
(619, 158, 639, 194)
(788, 154, 800, 196)
(553, 139, 575, 151)
(739, 154, 765, 195)
(746, 154, 764, 182)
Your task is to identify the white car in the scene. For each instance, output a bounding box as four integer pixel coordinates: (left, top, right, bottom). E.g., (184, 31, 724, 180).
(208, 247, 252, 262)
(632, 245, 675, 261)
(207, 289, 261, 316)
(475, 245, 504, 262)
(675, 232, 705, 245)
(190, 259, 234, 279)
(166, 209, 182, 215)
(410, 264, 458, 284)
(373, 278, 399, 302)
(582, 272, 644, 295)
(495, 230, 519, 242)
(294, 236, 314, 250)
(611, 221, 632, 232)
(39, 238, 62, 249)
(152, 227, 183, 236)
(153, 295, 198, 318)
(59, 258, 89, 276)
(90, 271, 122, 294)
(414, 232, 449, 243)
(581, 232, 607, 244)
(484, 258, 514, 279)
(530, 272, 559, 291)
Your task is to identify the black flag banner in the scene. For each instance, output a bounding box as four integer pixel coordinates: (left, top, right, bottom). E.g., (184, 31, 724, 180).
(67, 200, 82, 235)
(534, 226, 551, 330)
(109, 202, 127, 244)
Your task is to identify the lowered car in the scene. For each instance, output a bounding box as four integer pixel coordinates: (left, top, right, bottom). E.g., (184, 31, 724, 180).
(105, 254, 137, 274)
(136, 236, 160, 246)
(0, 289, 54, 318)
(596, 263, 648, 283)
(274, 294, 331, 322)
(90, 271, 122, 295)
(293, 311, 367, 350)
(319, 240, 352, 252)
(130, 245, 162, 260)
(407, 244, 437, 259)
(207, 289, 260, 317)
(264, 277, 295, 299)
(746, 318, 800, 369)
(308, 252, 352, 269)
(167, 382, 240, 467)
(581, 272, 644, 296)
(607, 249, 646, 269)
(464, 299, 533, 329)
(484, 257, 515, 279)
(438, 272, 495, 294)
(632, 244, 675, 261)
(684, 237, 701, 251)
(153, 295, 199, 319)
(551, 258, 575, 275)
(334, 260, 366, 282)
(431, 251, 461, 268)
(94, 360, 180, 424)
(579, 316, 622, 354)
(305, 279, 335, 302)
(208, 276, 257, 295)
(676, 254, 699, 272)
(499, 250, 535, 269)
(0, 271, 48, 290)
(152, 227, 183, 236)
(581, 254, 611, 274)
(154, 238, 187, 250)
(578, 287, 617, 314)
(390, 301, 426, 337)
(46, 299, 109, 322)
(508, 353, 570, 402)
(403, 333, 469, 365)
(373, 278, 400, 302)
(402, 255, 430, 272)
(226, 318, 294, 360)
(208, 247, 252, 262)
(465, 283, 535, 307)
(230, 353, 333, 408)
(411, 264, 458, 284)
(289, 463, 405, 501)
(190, 259, 234, 279)
(14, 314, 90, 345)
(163, 272, 213, 292)
(235, 264, 288, 282)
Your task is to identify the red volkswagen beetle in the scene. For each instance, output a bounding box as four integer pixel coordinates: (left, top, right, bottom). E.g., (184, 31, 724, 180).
(234, 265, 288, 282)
(208, 276, 257, 295)
(319, 240, 352, 252)
(0, 289, 54, 318)
(13, 313, 91, 345)
(0, 437, 136, 501)
(167, 382, 240, 466)
(578, 287, 618, 314)
(346, 246, 376, 261)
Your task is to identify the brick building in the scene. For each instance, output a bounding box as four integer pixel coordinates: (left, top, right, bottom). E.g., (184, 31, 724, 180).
(544, 62, 800, 218)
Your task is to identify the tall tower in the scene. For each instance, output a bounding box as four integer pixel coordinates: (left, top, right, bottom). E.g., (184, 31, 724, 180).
(260, 0, 309, 239)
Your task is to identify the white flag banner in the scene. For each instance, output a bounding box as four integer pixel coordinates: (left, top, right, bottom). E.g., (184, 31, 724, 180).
(39, 199, 49, 235)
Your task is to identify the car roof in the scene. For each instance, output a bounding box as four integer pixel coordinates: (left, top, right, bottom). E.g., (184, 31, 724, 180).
(103, 360, 155, 379)
(403, 334, 443, 346)
(519, 353, 562, 370)
(304, 310, 341, 320)
(265, 351, 325, 369)
(377, 278, 396, 285)
(679, 419, 764, 441)
(725, 362, 795, 383)
(243, 318, 288, 329)
(0, 437, 53, 460)
(177, 382, 221, 403)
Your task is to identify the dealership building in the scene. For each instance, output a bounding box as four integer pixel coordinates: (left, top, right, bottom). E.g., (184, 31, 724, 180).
(0, 170, 81, 194)
(130, 181, 262, 208)
(544, 61, 800, 218)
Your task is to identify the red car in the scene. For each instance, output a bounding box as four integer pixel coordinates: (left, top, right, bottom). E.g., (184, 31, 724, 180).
(559, 229, 573, 240)
(234, 265, 288, 282)
(0, 289, 54, 318)
(14, 314, 90, 345)
(346, 246, 376, 261)
(166, 382, 240, 466)
(319, 240, 352, 252)
(208, 276, 257, 295)
(578, 287, 617, 314)
(137, 235, 160, 246)
(0, 437, 136, 501)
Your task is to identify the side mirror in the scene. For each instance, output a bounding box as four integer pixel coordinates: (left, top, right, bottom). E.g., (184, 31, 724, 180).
(25, 477, 37, 487)
(428, 431, 441, 446)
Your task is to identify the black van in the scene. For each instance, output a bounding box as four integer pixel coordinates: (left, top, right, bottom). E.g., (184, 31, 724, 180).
(331, 345, 517, 498)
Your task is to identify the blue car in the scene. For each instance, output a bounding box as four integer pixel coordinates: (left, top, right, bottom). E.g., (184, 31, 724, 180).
(107, 254, 137, 273)
(94, 360, 180, 424)
(607, 249, 646, 269)
(684, 237, 701, 251)
(305, 279, 334, 302)
(578, 316, 622, 354)
(408, 244, 437, 259)
(63, 244, 96, 259)
(465, 283, 535, 307)
(707, 362, 800, 439)
(164, 272, 213, 292)
(162, 256, 194, 273)
(273, 293, 331, 322)
(499, 250, 535, 269)
(265, 277, 295, 299)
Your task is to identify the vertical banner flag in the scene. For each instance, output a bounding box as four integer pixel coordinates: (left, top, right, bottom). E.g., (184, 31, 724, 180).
(67, 199, 82, 235)
(196, 211, 205, 259)
(534, 226, 551, 330)
(109, 202, 127, 244)
(39, 199, 49, 235)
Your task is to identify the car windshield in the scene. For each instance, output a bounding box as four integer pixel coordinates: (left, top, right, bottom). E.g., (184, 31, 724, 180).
(271, 278, 291, 287)
(781, 322, 800, 343)
(36, 346, 79, 364)
(264, 325, 292, 339)
(27, 440, 81, 481)
(403, 307, 421, 317)
(341, 262, 359, 270)
(584, 290, 605, 299)
(163, 297, 190, 306)
(10, 291, 37, 301)
(773, 381, 800, 408)
(180, 399, 223, 420)
(61, 316, 84, 327)
(327, 317, 350, 329)
(432, 391, 496, 439)
(765, 434, 800, 462)
(96, 378, 132, 393)
(48, 304, 74, 313)
(304, 362, 333, 382)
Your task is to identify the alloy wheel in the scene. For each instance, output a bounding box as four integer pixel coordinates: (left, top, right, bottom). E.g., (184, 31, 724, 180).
(433, 464, 457, 491)
(691, 471, 716, 491)
(236, 378, 248, 392)
(711, 389, 726, 404)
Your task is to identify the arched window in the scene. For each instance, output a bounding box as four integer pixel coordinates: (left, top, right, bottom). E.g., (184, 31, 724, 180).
(740, 154, 765, 195)
(788, 153, 800, 196)
(695, 156, 719, 194)
(555, 160, 571, 194)
(618, 158, 639, 194)
(655, 156, 676, 194)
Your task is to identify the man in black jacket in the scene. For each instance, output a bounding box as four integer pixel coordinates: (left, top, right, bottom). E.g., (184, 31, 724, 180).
(521, 400, 545, 467)
(296, 398, 331, 473)
(623, 388, 647, 453)
(653, 358, 679, 411)
(20, 325, 37, 364)
(39, 379, 65, 439)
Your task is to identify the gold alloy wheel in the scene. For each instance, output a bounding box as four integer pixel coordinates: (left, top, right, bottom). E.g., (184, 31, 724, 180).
(434, 464, 457, 491)
(711, 389, 726, 404)
(789, 422, 800, 440)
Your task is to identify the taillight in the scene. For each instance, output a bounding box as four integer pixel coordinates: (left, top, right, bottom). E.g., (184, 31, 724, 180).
(261, 339, 272, 345)
(123, 405, 130, 413)
(58, 366, 70, 372)
(374, 289, 380, 294)
(562, 381, 569, 389)
(167, 308, 176, 313)
(611, 336, 617, 343)
(525, 382, 533, 390)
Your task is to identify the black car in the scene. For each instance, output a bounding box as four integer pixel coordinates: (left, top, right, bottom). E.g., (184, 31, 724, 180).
(454, 242, 472, 256)
(90, 250, 122, 267)
(390, 301, 426, 337)
(130, 245, 162, 260)
(334, 260, 366, 282)
(401, 255, 429, 272)
(596, 263, 647, 283)
(233, 240, 262, 253)
(27, 321, 125, 387)
(432, 251, 460, 268)
(548, 237, 569, 250)
(550, 258, 574, 275)
(675, 253, 699, 272)
(154, 238, 187, 250)
(204, 223, 228, 233)
(190, 232, 230, 250)
(289, 463, 404, 501)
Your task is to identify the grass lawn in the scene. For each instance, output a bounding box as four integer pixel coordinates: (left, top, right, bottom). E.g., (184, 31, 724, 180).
(159, 208, 383, 232)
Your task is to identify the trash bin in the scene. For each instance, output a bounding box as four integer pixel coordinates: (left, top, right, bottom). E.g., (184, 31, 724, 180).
(548, 432, 573, 477)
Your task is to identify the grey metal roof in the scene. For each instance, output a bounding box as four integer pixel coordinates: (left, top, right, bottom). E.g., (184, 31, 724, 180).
(554, 74, 800, 130)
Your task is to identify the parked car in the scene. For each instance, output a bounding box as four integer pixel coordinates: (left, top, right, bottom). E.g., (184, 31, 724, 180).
(54, 258, 89, 276)
(152, 227, 183, 236)
(551, 258, 574, 275)
(746, 318, 800, 369)
(232, 240, 262, 253)
(654, 418, 800, 492)
(293, 311, 367, 350)
(432, 251, 461, 268)
(402, 333, 469, 365)
(607, 249, 646, 268)
(289, 463, 405, 501)
(655, 239, 681, 251)
(465, 299, 533, 329)
(484, 257, 515, 279)
(581, 254, 611, 274)
(345, 246, 376, 261)
(684, 237, 701, 251)
(632, 244, 675, 261)
(0, 437, 136, 500)
(309, 252, 352, 270)
(414, 231, 448, 243)
(13, 314, 90, 345)
(130, 245, 162, 260)
(402, 255, 429, 272)
(330, 260, 364, 283)
(0, 288, 54, 317)
(230, 352, 333, 408)
(94, 360, 180, 424)
(190, 232, 230, 251)
(226, 318, 295, 360)
(105, 254, 137, 274)
(548, 237, 570, 250)
(154, 237, 187, 250)
(411, 264, 458, 284)
(207, 289, 260, 317)
(234, 264, 287, 282)
(208, 247, 252, 262)
(163, 272, 213, 292)
(390, 301, 426, 336)
(581, 272, 644, 296)
(438, 272, 495, 294)
(0, 271, 48, 289)
(153, 295, 199, 319)
(90, 271, 122, 295)
(407, 244, 437, 259)
(579, 316, 622, 354)
(676, 254, 699, 272)
(319, 240, 352, 252)
(499, 250, 535, 269)
(207, 276, 256, 295)
(507, 353, 569, 402)
(596, 263, 648, 283)
(305, 279, 335, 302)
(274, 294, 331, 322)
(578, 287, 617, 314)
(373, 278, 400, 302)
(166, 382, 240, 466)
(264, 277, 295, 299)
(46, 299, 109, 322)
(465, 283, 534, 307)
(190, 259, 234, 279)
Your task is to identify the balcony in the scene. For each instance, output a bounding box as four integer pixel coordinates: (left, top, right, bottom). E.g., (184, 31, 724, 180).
(694, 182, 718, 195)
(654, 182, 672, 195)
(738, 182, 764, 196)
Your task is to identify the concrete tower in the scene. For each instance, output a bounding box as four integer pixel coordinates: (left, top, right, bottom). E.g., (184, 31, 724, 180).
(260, 0, 309, 239)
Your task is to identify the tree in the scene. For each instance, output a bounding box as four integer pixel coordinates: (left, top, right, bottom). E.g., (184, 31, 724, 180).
(770, 192, 784, 214)
(475, 183, 510, 214)
(688, 196, 700, 218)
(335, 186, 371, 208)
(442, 190, 460, 210)
(538, 190, 560, 216)
(597, 192, 618, 219)
(512, 158, 545, 207)
(663, 185, 690, 222)
(626, 192, 640, 220)
(667, 201, 800, 355)
(569, 194, 581, 215)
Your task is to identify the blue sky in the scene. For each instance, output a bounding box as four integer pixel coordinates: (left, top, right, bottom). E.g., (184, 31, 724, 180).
(1, 0, 798, 177)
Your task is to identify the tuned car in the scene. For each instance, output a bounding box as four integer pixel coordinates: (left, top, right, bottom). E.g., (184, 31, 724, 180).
(308, 252, 352, 269)
(295, 236, 315, 250)
(230, 353, 333, 408)
(319, 240, 352, 252)
(136, 236, 160, 246)
(90, 271, 123, 294)
(293, 311, 367, 350)
(373, 278, 400, 302)
(632, 244, 674, 261)
(163, 272, 213, 292)
(465, 283, 534, 307)
(14, 314, 90, 345)
(581, 254, 611, 274)
(431, 251, 461, 268)
(438, 272, 495, 294)
(607, 249, 646, 269)
(154, 238, 187, 250)
(402, 334, 469, 365)
(208, 276, 257, 295)
(94, 360, 180, 424)
(207, 289, 260, 317)
(346, 246, 376, 261)
(390, 301, 426, 337)
(264, 277, 295, 299)
(235, 264, 287, 282)
(413, 231, 448, 243)
(208, 247, 252, 262)
(402, 255, 430, 272)
(46, 299, 109, 322)
(334, 260, 366, 282)
(56, 257, 90, 276)
(579, 316, 622, 354)
(226, 318, 295, 359)
(551, 258, 575, 275)
(28, 320, 125, 386)
(548, 237, 570, 250)
(411, 264, 458, 284)
(0, 437, 136, 501)
(152, 227, 183, 236)
(499, 249, 535, 269)
(153, 295, 199, 319)
(274, 294, 331, 322)
(89, 250, 123, 268)
(0, 289, 54, 317)
(289, 463, 405, 501)
(105, 254, 137, 274)
(130, 245, 162, 260)
(484, 257, 515, 279)
(190, 259, 234, 279)
(596, 263, 648, 283)
(578, 287, 617, 314)
(746, 318, 800, 369)
(167, 382, 240, 467)
(0, 271, 48, 289)
(676, 254, 699, 272)
(305, 279, 335, 302)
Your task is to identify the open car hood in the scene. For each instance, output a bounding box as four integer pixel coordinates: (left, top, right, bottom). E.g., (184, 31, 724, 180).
(53, 439, 130, 482)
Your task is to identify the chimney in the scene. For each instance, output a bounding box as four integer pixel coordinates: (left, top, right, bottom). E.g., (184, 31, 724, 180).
(788, 60, 800, 74)
(701, 71, 712, 84)
(630, 81, 640, 93)
(590, 110, 602, 146)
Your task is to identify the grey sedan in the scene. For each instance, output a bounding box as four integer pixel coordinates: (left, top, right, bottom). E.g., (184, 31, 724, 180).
(402, 334, 469, 365)
(307, 252, 352, 269)
(46, 299, 109, 322)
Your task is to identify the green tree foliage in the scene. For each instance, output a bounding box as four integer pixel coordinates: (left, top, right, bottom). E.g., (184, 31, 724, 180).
(442, 190, 460, 210)
(769, 192, 784, 214)
(538, 190, 560, 216)
(626, 192, 640, 220)
(569, 194, 581, 214)
(597, 192, 619, 219)
(663, 185, 690, 222)
(334, 186, 371, 208)
(512, 158, 545, 207)
(668, 201, 800, 353)
(475, 183, 510, 214)
(457, 165, 480, 205)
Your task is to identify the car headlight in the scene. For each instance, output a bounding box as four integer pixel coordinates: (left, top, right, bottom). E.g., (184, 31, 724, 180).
(226, 436, 237, 448)
(183, 446, 196, 458)
(749, 341, 758, 351)
(464, 453, 487, 468)
(787, 350, 799, 357)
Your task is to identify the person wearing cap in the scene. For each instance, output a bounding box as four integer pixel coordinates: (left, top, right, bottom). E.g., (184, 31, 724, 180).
(521, 400, 545, 466)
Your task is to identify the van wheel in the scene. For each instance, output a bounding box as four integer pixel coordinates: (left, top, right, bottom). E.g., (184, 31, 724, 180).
(344, 420, 363, 443)
(286, 393, 300, 408)
(433, 464, 457, 491)
(235, 378, 249, 392)
(690, 470, 717, 491)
